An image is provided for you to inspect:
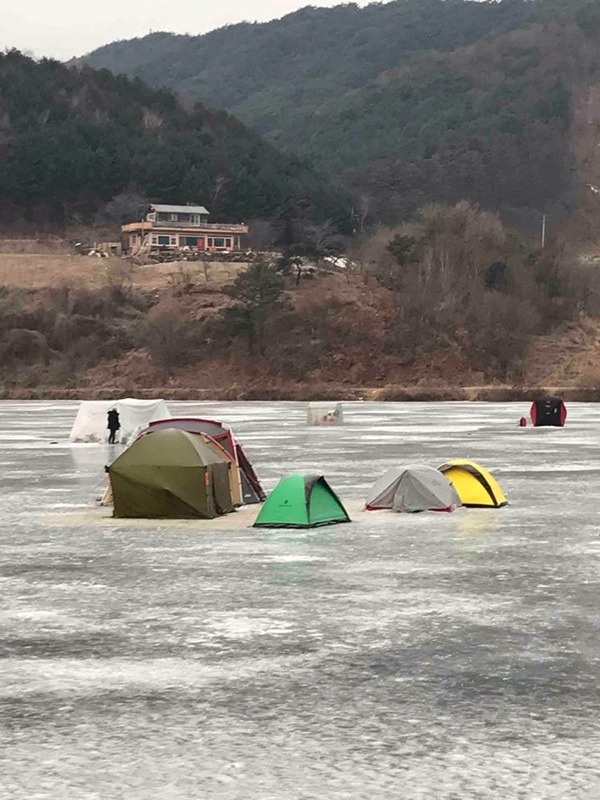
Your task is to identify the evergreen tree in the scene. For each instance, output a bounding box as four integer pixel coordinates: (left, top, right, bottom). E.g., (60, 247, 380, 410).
(221, 261, 290, 355)
(0, 52, 352, 229)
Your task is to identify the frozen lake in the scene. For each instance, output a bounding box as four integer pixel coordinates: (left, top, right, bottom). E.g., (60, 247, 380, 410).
(1, 400, 600, 799)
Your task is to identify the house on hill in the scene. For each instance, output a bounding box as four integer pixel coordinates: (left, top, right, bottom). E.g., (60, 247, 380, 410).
(121, 204, 248, 254)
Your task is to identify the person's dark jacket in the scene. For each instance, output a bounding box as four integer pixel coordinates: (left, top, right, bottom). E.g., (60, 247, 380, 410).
(107, 409, 120, 431)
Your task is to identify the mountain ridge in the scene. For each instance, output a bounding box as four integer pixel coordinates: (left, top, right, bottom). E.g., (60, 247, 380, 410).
(80, 0, 600, 231)
(82, 0, 532, 135)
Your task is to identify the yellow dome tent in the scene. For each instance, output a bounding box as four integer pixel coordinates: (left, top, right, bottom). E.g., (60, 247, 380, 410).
(437, 459, 507, 508)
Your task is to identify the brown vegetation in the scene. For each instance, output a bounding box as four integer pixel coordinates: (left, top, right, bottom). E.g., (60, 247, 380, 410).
(2, 203, 600, 399)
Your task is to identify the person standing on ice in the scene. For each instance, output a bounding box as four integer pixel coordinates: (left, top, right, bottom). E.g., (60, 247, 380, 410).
(107, 408, 121, 444)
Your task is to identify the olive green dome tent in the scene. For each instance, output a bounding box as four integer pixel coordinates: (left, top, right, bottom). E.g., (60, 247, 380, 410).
(108, 428, 234, 519)
(253, 473, 351, 529)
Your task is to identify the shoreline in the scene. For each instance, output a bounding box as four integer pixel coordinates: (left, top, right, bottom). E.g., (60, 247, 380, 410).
(2, 385, 600, 402)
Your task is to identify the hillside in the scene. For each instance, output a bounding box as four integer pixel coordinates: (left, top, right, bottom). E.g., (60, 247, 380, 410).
(337, 17, 590, 227)
(82, 0, 530, 138)
(4, 255, 600, 401)
(0, 51, 350, 229)
(81, 0, 600, 231)
(3, 199, 600, 400)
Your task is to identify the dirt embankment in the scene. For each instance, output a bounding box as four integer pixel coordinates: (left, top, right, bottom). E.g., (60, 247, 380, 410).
(3, 242, 600, 400)
(0, 252, 245, 291)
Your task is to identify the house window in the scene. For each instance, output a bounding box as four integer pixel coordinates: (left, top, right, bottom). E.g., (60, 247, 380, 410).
(192, 215, 200, 225)
(181, 236, 204, 248)
(226, 238, 232, 249)
(169, 213, 178, 221)
(213, 238, 225, 248)
(158, 235, 170, 245)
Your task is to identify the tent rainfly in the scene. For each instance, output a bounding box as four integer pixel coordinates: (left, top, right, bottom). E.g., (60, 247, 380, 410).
(437, 459, 507, 508)
(253, 473, 351, 528)
(131, 417, 265, 504)
(108, 428, 233, 519)
(365, 466, 461, 512)
(530, 397, 567, 427)
(69, 398, 171, 443)
(132, 427, 243, 506)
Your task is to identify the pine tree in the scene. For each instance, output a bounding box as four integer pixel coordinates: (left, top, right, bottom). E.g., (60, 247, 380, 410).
(221, 261, 290, 355)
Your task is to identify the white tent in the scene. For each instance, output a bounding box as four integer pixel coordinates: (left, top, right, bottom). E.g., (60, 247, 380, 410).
(69, 398, 171, 444)
(307, 402, 343, 426)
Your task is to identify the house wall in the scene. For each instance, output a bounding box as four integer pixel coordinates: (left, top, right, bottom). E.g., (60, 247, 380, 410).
(156, 212, 209, 226)
(122, 221, 247, 253)
(147, 230, 242, 250)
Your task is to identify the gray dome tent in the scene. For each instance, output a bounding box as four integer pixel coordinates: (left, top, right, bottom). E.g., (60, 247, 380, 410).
(365, 465, 461, 513)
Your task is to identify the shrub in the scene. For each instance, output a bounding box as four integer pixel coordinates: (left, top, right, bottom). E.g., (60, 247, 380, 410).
(0, 328, 50, 365)
(142, 303, 205, 372)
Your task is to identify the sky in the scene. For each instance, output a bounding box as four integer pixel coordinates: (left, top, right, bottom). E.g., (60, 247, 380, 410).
(0, 0, 371, 61)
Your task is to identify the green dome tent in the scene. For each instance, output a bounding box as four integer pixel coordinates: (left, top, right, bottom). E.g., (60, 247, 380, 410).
(253, 473, 350, 529)
(108, 428, 234, 519)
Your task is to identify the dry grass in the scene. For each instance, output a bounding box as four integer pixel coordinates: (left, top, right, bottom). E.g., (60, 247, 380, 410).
(0, 238, 71, 255)
(131, 260, 247, 291)
(0, 254, 116, 289)
(0, 254, 248, 291)
(521, 317, 600, 386)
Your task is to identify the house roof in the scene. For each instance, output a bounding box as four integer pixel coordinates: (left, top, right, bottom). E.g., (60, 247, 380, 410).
(150, 204, 210, 216)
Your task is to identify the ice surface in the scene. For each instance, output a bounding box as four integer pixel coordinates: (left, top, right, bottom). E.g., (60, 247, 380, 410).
(1, 400, 600, 799)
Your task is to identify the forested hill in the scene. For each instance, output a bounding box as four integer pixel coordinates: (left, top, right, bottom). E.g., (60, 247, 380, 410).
(81, 0, 600, 231)
(326, 10, 599, 227)
(0, 51, 350, 228)
(82, 0, 530, 133)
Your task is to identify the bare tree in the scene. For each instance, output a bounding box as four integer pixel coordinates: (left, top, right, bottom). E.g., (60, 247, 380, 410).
(298, 220, 342, 262)
(355, 193, 372, 233)
(246, 219, 275, 252)
(96, 191, 150, 224)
